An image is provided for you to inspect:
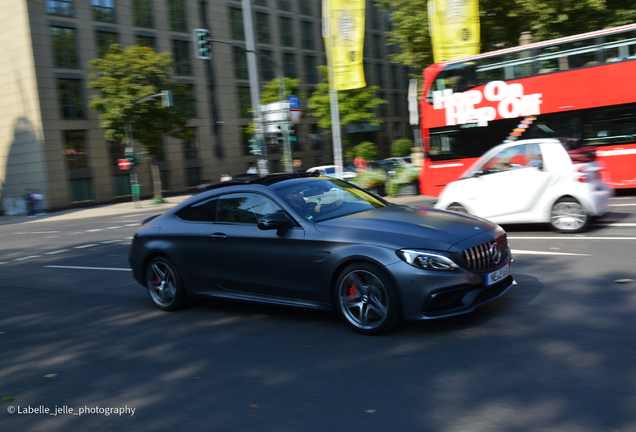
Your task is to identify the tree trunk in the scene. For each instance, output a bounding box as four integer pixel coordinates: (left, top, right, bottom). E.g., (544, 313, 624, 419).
(150, 164, 163, 201)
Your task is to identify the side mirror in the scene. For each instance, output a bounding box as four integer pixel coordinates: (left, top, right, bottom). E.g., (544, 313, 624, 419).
(257, 213, 290, 235)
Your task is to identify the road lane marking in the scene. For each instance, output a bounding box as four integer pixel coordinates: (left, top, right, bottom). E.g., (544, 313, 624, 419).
(101, 240, 122, 243)
(45, 265, 132, 272)
(125, 224, 139, 227)
(74, 244, 98, 249)
(106, 226, 121, 229)
(512, 249, 590, 256)
(86, 229, 103, 232)
(14, 256, 40, 261)
(14, 231, 60, 234)
(593, 223, 636, 227)
(45, 249, 70, 255)
(608, 203, 636, 206)
(0, 262, 7, 265)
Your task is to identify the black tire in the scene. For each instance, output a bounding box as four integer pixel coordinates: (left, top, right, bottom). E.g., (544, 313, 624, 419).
(335, 262, 402, 335)
(550, 197, 589, 233)
(145, 256, 188, 311)
(447, 203, 468, 214)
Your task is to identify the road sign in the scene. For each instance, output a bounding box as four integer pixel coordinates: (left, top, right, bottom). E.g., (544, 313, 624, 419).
(287, 95, 301, 110)
(289, 109, 303, 126)
(118, 159, 131, 170)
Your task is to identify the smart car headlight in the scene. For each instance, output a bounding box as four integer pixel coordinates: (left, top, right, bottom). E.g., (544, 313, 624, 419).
(397, 249, 459, 271)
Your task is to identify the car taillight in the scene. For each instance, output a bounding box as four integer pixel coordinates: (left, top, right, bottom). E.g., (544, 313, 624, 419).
(577, 175, 588, 183)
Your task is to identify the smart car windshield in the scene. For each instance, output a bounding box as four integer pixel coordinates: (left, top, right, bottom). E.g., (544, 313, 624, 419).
(277, 178, 387, 222)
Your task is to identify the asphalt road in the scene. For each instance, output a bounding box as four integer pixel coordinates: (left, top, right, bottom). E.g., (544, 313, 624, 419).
(1, 194, 636, 432)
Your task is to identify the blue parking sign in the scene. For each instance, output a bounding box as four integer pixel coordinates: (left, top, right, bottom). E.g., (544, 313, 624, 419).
(287, 95, 300, 110)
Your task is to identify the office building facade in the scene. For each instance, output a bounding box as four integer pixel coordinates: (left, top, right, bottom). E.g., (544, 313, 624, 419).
(1, 0, 413, 211)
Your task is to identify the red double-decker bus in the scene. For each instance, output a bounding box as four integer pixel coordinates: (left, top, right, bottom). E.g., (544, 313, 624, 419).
(419, 23, 636, 197)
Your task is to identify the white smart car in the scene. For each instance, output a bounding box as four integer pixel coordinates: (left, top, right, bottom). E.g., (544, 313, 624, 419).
(435, 138, 613, 233)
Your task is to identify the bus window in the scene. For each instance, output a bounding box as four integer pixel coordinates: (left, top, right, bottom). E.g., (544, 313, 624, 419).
(431, 62, 477, 94)
(584, 106, 636, 146)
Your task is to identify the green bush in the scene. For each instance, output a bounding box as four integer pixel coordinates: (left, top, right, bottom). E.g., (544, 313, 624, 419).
(385, 165, 420, 197)
(391, 138, 413, 157)
(354, 141, 378, 161)
(350, 169, 387, 189)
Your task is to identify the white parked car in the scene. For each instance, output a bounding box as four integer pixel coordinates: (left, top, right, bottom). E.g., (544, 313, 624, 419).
(434, 138, 613, 233)
(307, 165, 357, 180)
(383, 156, 414, 167)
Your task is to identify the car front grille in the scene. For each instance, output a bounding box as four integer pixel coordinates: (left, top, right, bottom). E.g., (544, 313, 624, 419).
(463, 234, 508, 271)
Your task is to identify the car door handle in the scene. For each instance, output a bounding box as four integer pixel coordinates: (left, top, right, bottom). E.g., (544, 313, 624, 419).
(211, 233, 227, 240)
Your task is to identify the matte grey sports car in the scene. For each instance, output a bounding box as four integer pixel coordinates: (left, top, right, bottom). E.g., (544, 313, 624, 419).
(129, 173, 515, 335)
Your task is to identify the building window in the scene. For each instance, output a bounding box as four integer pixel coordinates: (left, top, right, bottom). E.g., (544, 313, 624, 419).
(47, 0, 74, 16)
(391, 65, 398, 88)
(50, 27, 79, 68)
(172, 40, 191, 74)
(304, 55, 317, 84)
(58, 78, 85, 119)
(255, 12, 270, 44)
(278, 0, 291, 10)
(185, 167, 201, 188)
(393, 93, 402, 116)
(374, 34, 383, 59)
(182, 128, 198, 160)
(375, 63, 384, 87)
(180, 84, 197, 118)
(112, 175, 131, 197)
(133, 0, 153, 27)
(236, 86, 251, 117)
(279, 17, 293, 47)
(91, 0, 115, 22)
(254, 0, 267, 5)
(299, 0, 312, 15)
(371, 2, 381, 30)
(135, 35, 156, 50)
(229, 8, 244, 40)
(283, 53, 296, 78)
(259, 49, 274, 82)
(233, 47, 248, 79)
(168, 0, 187, 32)
(70, 179, 93, 203)
(379, 91, 387, 117)
(64, 130, 88, 168)
(301, 21, 314, 50)
(96, 31, 119, 58)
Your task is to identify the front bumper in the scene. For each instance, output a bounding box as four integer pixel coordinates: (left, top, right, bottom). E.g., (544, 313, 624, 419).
(388, 254, 515, 321)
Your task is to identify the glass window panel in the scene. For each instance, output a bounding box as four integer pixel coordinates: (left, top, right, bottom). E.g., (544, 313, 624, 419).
(168, 0, 187, 32)
(230, 8, 245, 40)
(58, 78, 85, 119)
(91, 0, 115, 22)
(50, 27, 79, 68)
(256, 12, 270, 44)
(47, 0, 74, 16)
(172, 40, 192, 74)
(64, 130, 88, 168)
(133, 0, 153, 27)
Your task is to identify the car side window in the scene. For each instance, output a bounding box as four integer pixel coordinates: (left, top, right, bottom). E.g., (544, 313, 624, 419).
(175, 197, 218, 222)
(217, 193, 283, 224)
(481, 145, 527, 174)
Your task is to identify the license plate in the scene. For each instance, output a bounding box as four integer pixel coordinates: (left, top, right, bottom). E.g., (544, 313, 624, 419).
(485, 264, 510, 286)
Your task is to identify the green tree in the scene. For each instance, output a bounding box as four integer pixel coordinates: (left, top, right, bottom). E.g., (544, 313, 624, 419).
(376, 0, 636, 72)
(308, 66, 387, 130)
(260, 77, 304, 104)
(391, 138, 413, 157)
(88, 44, 194, 200)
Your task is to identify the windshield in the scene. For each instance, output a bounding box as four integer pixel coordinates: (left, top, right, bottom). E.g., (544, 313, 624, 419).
(277, 178, 387, 222)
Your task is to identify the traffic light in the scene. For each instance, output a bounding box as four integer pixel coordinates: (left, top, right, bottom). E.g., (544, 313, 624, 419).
(288, 124, 297, 142)
(125, 152, 142, 167)
(193, 28, 211, 60)
(161, 90, 173, 108)
(249, 137, 261, 155)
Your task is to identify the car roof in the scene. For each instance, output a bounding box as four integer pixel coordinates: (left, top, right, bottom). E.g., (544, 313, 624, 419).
(197, 171, 320, 192)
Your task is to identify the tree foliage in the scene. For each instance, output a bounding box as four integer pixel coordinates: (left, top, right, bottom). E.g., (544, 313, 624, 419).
(391, 138, 413, 157)
(260, 77, 304, 105)
(308, 66, 387, 130)
(376, 0, 636, 72)
(88, 44, 195, 159)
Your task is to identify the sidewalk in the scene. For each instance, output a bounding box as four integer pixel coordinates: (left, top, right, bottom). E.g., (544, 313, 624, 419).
(0, 193, 436, 226)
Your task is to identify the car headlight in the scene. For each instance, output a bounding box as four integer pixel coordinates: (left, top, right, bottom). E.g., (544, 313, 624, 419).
(397, 249, 459, 271)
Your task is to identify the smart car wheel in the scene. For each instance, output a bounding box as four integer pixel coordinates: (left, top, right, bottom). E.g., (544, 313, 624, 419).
(336, 263, 402, 335)
(550, 197, 589, 233)
(447, 203, 468, 214)
(145, 256, 188, 311)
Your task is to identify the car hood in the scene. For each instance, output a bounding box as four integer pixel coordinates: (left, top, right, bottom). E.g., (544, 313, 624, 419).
(314, 205, 498, 249)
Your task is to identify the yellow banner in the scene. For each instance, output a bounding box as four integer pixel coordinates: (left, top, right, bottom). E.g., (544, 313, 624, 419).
(324, 0, 366, 90)
(428, 0, 480, 63)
